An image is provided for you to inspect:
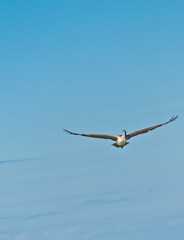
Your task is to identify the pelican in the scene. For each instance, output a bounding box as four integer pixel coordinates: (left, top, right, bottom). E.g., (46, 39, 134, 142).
(63, 115, 178, 149)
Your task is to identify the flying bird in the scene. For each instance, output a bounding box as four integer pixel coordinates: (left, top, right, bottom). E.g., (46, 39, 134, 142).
(63, 115, 178, 149)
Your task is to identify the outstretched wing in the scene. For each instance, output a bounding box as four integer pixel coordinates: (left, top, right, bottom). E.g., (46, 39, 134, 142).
(126, 115, 178, 140)
(63, 129, 117, 141)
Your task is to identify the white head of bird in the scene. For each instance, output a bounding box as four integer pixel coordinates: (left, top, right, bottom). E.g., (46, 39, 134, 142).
(122, 130, 126, 137)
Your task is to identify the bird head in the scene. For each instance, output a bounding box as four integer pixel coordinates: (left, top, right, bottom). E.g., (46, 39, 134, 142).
(122, 130, 126, 136)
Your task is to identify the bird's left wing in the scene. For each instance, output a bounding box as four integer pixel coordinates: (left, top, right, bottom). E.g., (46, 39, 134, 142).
(63, 129, 117, 141)
(126, 115, 178, 140)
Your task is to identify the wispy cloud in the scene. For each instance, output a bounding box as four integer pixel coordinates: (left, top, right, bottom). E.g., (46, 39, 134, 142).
(25, 211, 61, 220)
(0, 216, 16, 221)
(83, 197, 131, 205)
(0, 158, 45, 164)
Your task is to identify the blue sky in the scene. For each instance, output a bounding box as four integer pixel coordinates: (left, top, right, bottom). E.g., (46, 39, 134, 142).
(0, 0, 184, 239)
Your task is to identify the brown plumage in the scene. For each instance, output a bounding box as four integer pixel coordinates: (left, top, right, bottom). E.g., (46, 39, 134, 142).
(63, 115, 178, 149)
(63, 128, 117, 141)
(126, 115, 178, 140)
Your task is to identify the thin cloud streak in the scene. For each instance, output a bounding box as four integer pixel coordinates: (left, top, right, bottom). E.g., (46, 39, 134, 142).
(25, 211, 61, 220)
(84, 197, 131, 205)
(0, 157, 45, 164)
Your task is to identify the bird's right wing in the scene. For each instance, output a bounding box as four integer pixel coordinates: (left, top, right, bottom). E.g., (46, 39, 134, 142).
(63, 129, 117, 141)
(126, 115, 178, 140)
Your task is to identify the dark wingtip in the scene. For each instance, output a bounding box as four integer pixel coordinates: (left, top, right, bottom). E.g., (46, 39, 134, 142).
(169, 115, 178, 122)
(63, 128, 71, 134)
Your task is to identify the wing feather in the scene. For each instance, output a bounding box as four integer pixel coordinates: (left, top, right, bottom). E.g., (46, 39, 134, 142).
(126, 115, 178, 140)
(63, 129, 117, 141)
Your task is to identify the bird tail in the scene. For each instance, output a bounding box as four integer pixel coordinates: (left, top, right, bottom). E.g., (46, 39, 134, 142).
(112, 142, 129, 149)
(112, 143, 119, 148)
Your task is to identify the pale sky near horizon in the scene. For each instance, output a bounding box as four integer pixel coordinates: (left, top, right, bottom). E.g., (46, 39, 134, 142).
(0, 1, 184, 239)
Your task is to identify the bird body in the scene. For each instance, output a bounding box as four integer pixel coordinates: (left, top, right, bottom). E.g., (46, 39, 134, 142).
(117, 136, 127, 146)
(116, 130, 127, 147)
(63, 115, 178, 149)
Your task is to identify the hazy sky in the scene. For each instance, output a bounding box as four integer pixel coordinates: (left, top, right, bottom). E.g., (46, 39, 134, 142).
(0, 1, 184, 239)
